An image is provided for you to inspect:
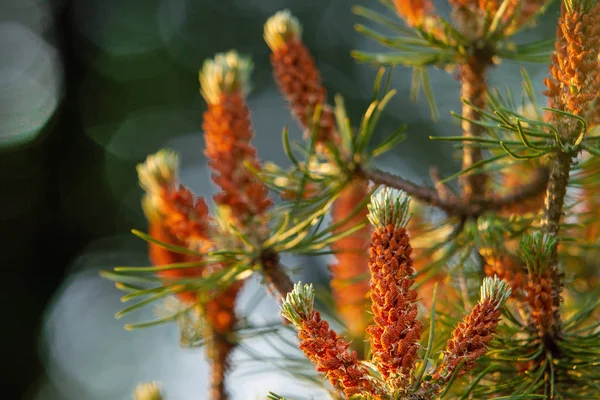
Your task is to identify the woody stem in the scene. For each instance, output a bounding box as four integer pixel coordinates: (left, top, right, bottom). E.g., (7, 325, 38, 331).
(209, 334, 232, 400)
(540, 147, 574, 334)
(540, 150, 573, 247)
(359, 165, 548, 218)
(260, 250, 294, 299)
(460, 58, 489, 201)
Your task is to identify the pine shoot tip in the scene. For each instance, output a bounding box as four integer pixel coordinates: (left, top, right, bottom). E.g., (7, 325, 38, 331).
(199, 50, 253, 104)
(280, 281, 315, 327)
(133, 381, 163, 400)
(367, 187, 412, 230)
(480, 276, 512, 309)
(137, 149, 179, 195)
(264, 9, 303, 52)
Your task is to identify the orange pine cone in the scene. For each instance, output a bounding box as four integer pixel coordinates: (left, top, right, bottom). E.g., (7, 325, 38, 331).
(368, 224, 422, 384)
(270, 41, 338, 145)
(200, 51, 272, 239)
(202, 92, 272, 228)
(282, 283, 383, 398)
(525, 269, 561, 336)
(137, 150, 212, 305)
(433, 277, 510, 383)
(366, 189, 423, 388)
(329, 179, 371, 338)
(148, 221, 204, 304)
(265, 11, 338, 146)
(298, 311, 380, 397)
(437, 298, 501, 379)
(544, 3, 600, 126)
(160, 185, 212, 252)
(393, 0, 434, 27)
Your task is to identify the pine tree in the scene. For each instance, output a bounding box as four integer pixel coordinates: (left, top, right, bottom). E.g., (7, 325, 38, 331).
(107, 1, 600, 398)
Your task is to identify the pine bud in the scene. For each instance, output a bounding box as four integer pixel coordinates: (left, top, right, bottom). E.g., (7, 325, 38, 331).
(200, 51, 272, 233)
(544, 2, 600, 127)
(329, 179, 371, 339)
(264, 10, 338, 146)
(137, 149, 179, 196)
(133, 381, 163, 400)
(367, 188, 422, 389)
(435, 276, 511, 382)
(518, 231, 557, 276)
(263, 10, 302, 52)
(281, 282, 316, 328)
(199, 50, 253, 105)
(480, 275, 512, 309)
(281, 282, 382, 397)
(367, 187, 412, 230)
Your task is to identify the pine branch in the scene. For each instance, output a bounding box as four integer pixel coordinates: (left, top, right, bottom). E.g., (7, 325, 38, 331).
(260, 250, 294, 300)
(359, 165, 444, 213)
(359, 165, 549, 218)
(209, 334, 233, 400)
(459, 58, 491, 201)
(540, 151, 573, 245)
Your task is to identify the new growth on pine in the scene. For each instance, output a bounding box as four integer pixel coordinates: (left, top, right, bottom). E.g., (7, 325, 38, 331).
(102, 1, 600, 399)
(265, 10, 372, 342)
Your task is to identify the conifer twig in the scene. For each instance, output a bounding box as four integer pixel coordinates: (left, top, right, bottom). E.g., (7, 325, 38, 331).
(359, 165, 549, 218)
(260, 250, 294, 300)
(281, 282, 384, 398)
(265, 10, 371, 337)
(200, 50, 273, 399)
(209, 335, 234, 400)
(540, 152, 572, 245)
(459, 56, 492, 201)
(537, 0, 600, 337)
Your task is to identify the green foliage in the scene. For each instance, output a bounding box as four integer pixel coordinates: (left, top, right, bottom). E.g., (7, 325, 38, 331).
(518, 231, 557, 275)
(352, 0, 554, 122)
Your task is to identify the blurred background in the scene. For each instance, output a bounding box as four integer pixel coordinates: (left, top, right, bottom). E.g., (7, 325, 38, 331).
(1, 0, 558, 398)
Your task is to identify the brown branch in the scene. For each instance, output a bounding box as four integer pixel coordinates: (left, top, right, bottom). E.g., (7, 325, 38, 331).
(538, 150, 573, 338)
(430, 166, 459, 203)
(459, 56, 490, 201)
(359, 165, 549, 219)
(359, 166, 469, 215)
(519, 150, 572, 356)
(540, 153, 572, 241)
(260, 249, 294, 299)
(209, 334, 234, 400)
